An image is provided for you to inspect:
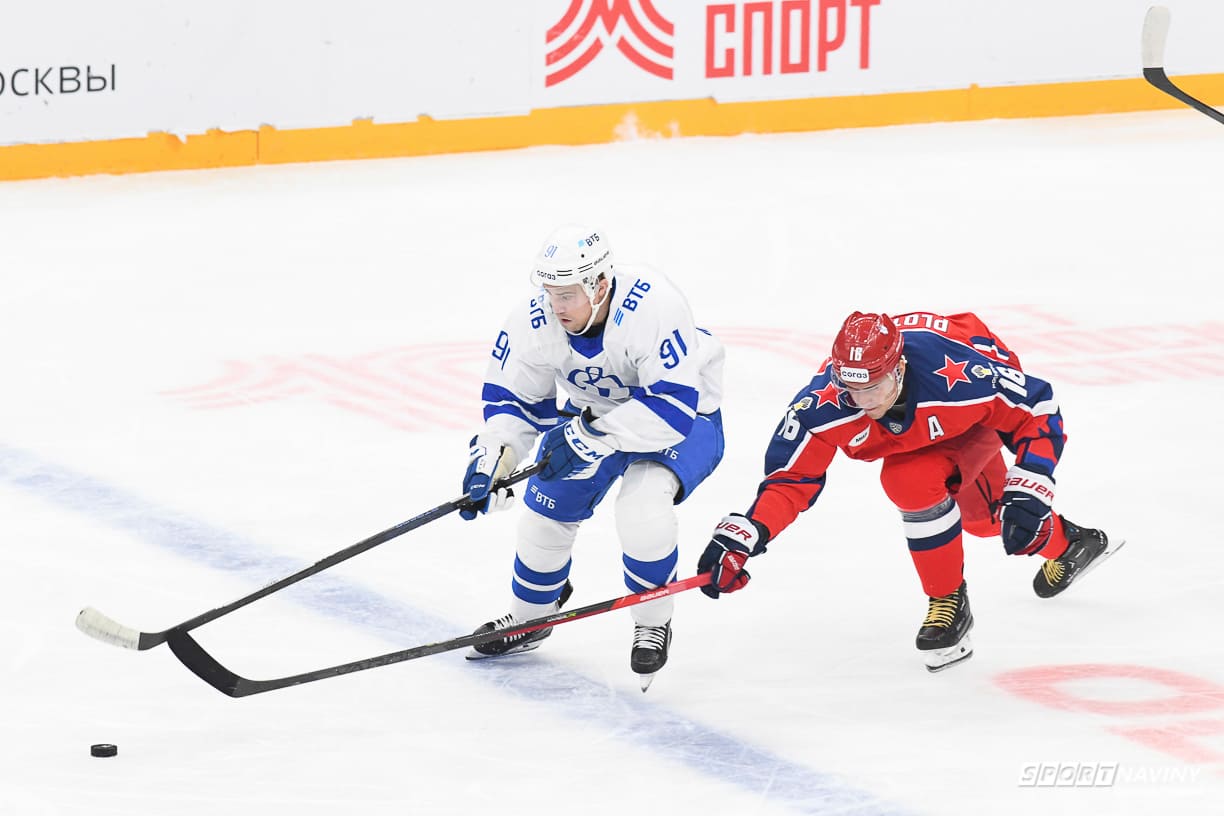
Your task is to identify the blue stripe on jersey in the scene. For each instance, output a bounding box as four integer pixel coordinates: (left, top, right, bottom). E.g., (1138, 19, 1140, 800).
(628, 380, 699, 435)
(1019, 451, 1058, 476)
(622, 548, 678, 593)
(482, 382, 558, 431)
(651, 379, 699, 410)
(1003, 413, 1064, 476)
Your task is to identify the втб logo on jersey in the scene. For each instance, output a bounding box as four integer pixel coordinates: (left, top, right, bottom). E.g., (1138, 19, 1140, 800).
(546, 0, 675, 87)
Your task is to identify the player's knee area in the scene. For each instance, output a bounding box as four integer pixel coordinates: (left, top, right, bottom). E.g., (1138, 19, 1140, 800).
(615, 462, 679, 558)
(518, 509, 579, 558)
(880, 456, 952, 510)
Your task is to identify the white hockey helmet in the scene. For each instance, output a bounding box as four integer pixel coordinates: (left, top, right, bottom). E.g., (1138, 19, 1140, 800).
(529, 224, 614, 302)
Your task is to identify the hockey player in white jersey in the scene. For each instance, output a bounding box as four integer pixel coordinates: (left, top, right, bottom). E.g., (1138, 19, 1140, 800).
(459, 224, 725, 690)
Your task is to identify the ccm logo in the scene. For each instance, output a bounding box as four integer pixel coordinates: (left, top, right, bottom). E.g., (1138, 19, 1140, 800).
(716, 521, 755, 542)
(1005, 476, 1054, 501)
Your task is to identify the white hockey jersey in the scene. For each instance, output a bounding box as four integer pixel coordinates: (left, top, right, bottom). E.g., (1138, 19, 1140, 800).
(479, 265, 724, 461)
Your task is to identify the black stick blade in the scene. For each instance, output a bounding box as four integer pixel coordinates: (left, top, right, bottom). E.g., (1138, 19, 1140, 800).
(167, 631, 246, 697)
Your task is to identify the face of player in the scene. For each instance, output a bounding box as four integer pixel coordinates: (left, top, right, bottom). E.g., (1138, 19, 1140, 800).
(841, 362, 904, 419)
(543, 279, 609, 334)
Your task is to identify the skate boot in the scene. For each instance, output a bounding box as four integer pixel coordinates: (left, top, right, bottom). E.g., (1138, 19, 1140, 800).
(466, 581, 573, 660)
(630, 621, 672, 692)
(1033, 518, 1122, 598)
(915, 580, 974, 673)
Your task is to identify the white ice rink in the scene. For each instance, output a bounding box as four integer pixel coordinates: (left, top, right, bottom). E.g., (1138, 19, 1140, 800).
(3, 110, 1223, 815)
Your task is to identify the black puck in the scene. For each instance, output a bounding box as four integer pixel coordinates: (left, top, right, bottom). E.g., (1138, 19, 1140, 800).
(90, 743, 118, 758)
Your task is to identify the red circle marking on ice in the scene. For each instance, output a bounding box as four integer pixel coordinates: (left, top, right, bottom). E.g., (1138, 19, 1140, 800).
(994, 664, 1224, 717)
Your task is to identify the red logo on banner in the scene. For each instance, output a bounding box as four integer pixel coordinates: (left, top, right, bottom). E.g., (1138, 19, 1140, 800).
(546, 0, 675, 86)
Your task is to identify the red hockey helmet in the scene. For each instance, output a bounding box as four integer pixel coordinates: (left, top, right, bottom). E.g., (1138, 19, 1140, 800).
(830, 311, 904, 388)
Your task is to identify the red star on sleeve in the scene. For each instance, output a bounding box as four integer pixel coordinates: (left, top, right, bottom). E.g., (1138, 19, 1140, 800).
(934, 355, 972, 390)
(812, 381, 842, 408)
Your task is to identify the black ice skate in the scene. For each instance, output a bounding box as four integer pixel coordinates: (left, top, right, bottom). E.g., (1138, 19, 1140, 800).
(1033, 518, 1124, 599)
(915, 580, 974, 673)
(630, 621, 672, 692)
(466, 581, 574, 660)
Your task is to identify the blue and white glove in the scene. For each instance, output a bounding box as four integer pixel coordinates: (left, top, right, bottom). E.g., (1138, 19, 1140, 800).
(998, 465, 1055, 555)
(459, 436, 519, 521)
(537, 409, 615, 481)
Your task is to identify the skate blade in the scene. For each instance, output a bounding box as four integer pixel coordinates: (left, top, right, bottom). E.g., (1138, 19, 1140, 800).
(1076, 537, 1126, 584)
(638, 672, 658, 693)
(465, 641, 544, 661)
(923, 634, 974, 673)
(1053, 537, 1128, 596)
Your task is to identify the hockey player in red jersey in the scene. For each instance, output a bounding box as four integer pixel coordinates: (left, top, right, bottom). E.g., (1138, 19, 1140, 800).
(697, 310, 1122, 671)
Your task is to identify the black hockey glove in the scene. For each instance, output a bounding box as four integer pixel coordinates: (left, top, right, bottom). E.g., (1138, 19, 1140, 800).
(998, 466, 1055, 555)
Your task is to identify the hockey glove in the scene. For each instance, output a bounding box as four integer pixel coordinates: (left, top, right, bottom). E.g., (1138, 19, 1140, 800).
(537, 409, 615, 481)
(997, 466, 1055, 555)
(697, 514, 771, 599)
(459, 437, 519, 521)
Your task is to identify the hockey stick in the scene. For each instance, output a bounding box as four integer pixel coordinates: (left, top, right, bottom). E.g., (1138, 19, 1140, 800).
(1142, 5, 1224, 125)
(75, 461, 545, 651)
(167, 573, 712, 698)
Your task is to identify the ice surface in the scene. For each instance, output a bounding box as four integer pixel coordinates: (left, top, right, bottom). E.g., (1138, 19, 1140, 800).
(2, 110, 1222, 815)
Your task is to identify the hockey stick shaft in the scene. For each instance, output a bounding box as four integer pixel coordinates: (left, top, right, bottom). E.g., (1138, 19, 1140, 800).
(1141, 5, 1224, 125)
(76, 461, 545, 650)
(167, 573, 713, 698)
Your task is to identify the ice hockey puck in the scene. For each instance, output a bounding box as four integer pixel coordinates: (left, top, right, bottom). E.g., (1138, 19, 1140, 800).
(90, 743, 118, 758)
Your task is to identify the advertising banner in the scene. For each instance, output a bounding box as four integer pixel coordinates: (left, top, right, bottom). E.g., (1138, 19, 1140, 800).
(1, 0, 1222, 163)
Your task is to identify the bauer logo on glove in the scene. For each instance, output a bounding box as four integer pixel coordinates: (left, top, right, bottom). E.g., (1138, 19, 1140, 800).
(998, 466, 1055, 555)
(715, 518, 759, 545)
(697, 513, 771, 599)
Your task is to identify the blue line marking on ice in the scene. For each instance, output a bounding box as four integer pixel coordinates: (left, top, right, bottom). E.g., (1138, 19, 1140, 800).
(2, 444, 917, 816)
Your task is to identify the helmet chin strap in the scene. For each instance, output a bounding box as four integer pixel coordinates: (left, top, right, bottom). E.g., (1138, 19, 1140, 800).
(566, 277, 611, 336)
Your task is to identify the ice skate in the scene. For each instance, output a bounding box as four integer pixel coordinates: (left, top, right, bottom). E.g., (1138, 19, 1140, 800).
(631, 621, 672, 692)
(466, 581, 573, 660)
(1033, 518, 1123, 598)
(915, 580, 974, 673)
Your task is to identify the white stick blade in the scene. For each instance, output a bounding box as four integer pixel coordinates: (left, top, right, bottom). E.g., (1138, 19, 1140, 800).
(76, 607, 141, 649)
(1142, 6, 1171, 69)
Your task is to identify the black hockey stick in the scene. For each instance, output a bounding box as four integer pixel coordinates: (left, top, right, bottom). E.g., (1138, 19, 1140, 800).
(75, 461, 545, 651)
(167, 573, 712, 698)
(1142, 5, 1224, 125)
